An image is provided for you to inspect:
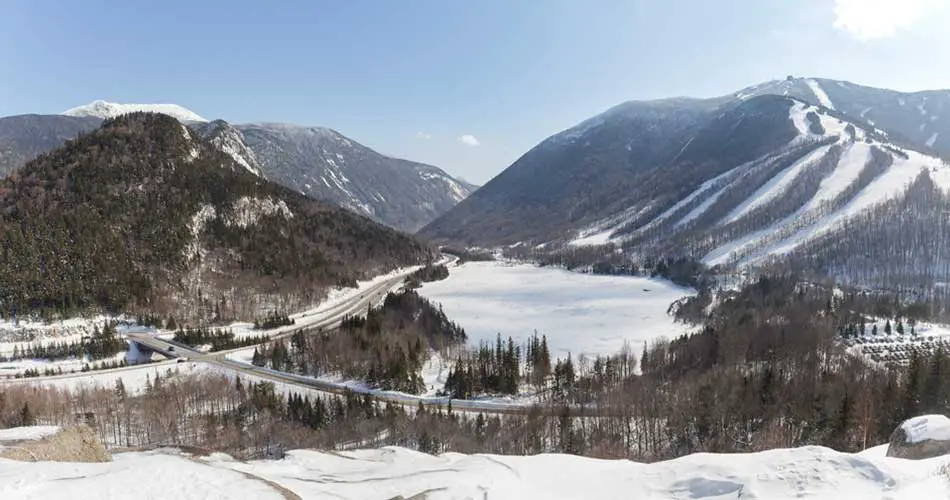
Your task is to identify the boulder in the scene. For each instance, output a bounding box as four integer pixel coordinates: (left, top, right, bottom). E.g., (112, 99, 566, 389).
(886, 414, 950, 459)
(0, 424, 111, 462)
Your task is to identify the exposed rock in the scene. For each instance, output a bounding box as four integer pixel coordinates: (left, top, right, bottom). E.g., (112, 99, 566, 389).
(886, 415, 950, 460)
(0, 425, 111, 462)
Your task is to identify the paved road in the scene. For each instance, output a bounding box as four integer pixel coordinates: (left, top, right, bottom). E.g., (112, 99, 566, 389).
(7, 256, 591, 416)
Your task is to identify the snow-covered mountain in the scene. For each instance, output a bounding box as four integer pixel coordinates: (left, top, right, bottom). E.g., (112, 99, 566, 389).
(2, 103, 474, 231)
(193, 120, 263, 177)
(237, 122, 476, 232)
(422, 85, 950, 287)
(63, 100, 207, 122)
(735, 77, 950, 153)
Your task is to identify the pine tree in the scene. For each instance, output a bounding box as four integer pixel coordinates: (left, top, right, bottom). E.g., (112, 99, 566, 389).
(885, 320, 892, 336)
(19, 402, 34, 426)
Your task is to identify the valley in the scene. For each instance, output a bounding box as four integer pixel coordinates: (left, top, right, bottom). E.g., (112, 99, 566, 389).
(7, 4, 950, 495)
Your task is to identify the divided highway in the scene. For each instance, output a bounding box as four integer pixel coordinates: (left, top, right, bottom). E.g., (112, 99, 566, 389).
(6, 256, 575, 416)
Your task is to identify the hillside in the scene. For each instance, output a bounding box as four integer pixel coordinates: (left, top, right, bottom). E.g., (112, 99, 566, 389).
(422, 86, 950, 289)
(236, 122, 475, 232)
(0, 114, 100, 178)
(0, 104, 474, 232)
(0, 112, 433, 321)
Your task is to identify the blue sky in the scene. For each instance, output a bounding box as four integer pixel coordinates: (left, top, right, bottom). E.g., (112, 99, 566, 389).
(3, 0, 950, 184)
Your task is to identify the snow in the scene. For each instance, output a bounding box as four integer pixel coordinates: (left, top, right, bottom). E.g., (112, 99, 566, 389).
(4, 442, 947, 499)
(0, 316, 150, 358)
(722, 145, 831, 225)
(63, 100, 207, 122)
(706, 146, 949, 267)
(569, 227, 616, 247)
(418, 261, 695, 358)
(805, 79, 836, 110)
(0, 352, 129, 377)
(900, 415, 950, 444)
(226, 197, 293, 228)
(206, 126, 262, 176)
(185, 204, 216, 259)
(928, 133, 939, 148)
(790, 101, 812, 136)
(0, 361, 207, 393)
(0, 426, 60, 446)
(569, 204, 656, 247)
(0, 449, 285, 499)
(805, 141, 871, 211)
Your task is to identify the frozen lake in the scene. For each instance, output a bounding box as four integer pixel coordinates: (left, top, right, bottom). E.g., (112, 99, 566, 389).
(418, 261, 696, 358)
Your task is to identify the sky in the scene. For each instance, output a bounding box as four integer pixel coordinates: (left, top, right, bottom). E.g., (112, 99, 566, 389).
(2, 0, 950, 184)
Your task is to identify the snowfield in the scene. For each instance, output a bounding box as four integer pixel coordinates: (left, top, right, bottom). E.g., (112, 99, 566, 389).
(0, 426, 60, 450)
(419, 261, 695, 358)
(1, 441, 948, 499)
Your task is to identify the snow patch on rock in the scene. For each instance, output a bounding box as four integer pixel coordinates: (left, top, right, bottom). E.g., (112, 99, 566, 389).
(226, 197, 294, 229)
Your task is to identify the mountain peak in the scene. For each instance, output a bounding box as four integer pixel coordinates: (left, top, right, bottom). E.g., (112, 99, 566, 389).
(62, 100, 207, 123)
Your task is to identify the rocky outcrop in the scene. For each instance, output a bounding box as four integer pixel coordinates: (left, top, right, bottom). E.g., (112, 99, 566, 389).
(0, 425, 111, 463)
(886, 415, 950, 460)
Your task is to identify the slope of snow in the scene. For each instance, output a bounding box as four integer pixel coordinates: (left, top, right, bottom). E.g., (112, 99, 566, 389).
(63, 100, 207, 122)
(0, 449, 286, 500)
(804, 141, 871, 211)
(418, 261, 695, 357)
(790, 101, 812, 136)
(722, 145, 831, 225)
(0, 426, 60, 446)
(900, 415, 950, 444)
(2, 442, 946, 499)
(806, 79, 836, 110)
(732, 150, 946, 265)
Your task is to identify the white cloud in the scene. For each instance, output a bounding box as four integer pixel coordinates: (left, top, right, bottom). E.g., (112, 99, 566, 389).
(832, 0, 946, 40)
(415, 131, 432, 140)
(458, 134, 480, 146)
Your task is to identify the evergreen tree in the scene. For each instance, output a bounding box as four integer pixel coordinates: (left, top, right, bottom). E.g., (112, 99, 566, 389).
(19, 402, 34, 426)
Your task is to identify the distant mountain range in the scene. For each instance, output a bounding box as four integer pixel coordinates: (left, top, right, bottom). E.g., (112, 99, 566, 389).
(422, 77, 950, 288)
(0, 112, 433, 321)
(0, 101, 475, 232)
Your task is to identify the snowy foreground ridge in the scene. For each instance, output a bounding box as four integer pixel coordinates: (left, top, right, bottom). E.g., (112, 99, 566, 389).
(1, 441, 947, 499)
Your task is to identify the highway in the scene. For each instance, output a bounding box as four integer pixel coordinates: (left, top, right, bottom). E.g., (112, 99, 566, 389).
(6, 256, 588, 416)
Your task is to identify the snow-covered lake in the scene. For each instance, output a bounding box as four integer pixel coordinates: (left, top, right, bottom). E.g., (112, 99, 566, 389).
(419, 261, 696, 358)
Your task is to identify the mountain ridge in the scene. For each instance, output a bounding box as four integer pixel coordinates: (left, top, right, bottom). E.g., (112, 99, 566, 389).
(1, 104, 474, 231)
(422, 86, 950, 288)
(0, 112, 433, 321)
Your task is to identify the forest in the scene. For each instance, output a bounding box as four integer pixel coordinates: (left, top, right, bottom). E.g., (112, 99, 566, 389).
(255, 290, 467, 393)
(0, 112, 433, 322)
(1, 273, 948, 462)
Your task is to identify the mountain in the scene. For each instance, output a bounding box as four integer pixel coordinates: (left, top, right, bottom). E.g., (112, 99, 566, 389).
(734, 77, 950, 153)
(63, 100, 207, 122)
(0, 114, 101, 177)
(0, 102, 474, 232)
(193, 119, 263, 177)
(422, 85, 950, 288)
(236, 122, 475, 232)
(0, 112, 433, 321)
